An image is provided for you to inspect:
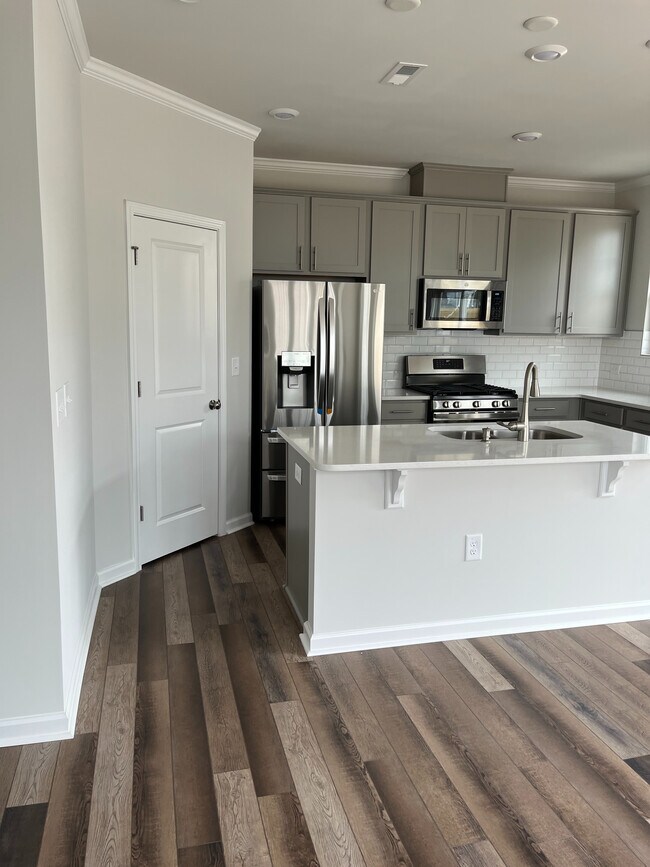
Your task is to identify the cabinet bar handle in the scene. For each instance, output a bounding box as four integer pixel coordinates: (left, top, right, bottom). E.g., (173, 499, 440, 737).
(267, 474, 287, 482)
(312, 246, 317, 270)
(267, 436, 282, 443)
(534, 406, 557, 411)
(555, 312, 562, 333)
(465, 252, 470, 275)
(298, 245, 303, 269)
(409, 308, 415, 329)
(458, 252, 464, 275)
(567, 311, 574, 333)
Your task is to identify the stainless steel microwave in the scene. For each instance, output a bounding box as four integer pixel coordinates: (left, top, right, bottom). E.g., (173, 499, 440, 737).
(418, 278, 506, 330)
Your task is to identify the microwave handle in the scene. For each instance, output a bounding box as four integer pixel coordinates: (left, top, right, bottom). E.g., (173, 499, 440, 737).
(485, 290, 493, 322)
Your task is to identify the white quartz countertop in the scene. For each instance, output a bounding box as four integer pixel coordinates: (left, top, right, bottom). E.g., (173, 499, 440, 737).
(277, 421, 650, 472)
(383, 387, 650, 410)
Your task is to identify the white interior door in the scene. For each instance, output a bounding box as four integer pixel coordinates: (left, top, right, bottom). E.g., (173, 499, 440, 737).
(132, 215, 221, 564)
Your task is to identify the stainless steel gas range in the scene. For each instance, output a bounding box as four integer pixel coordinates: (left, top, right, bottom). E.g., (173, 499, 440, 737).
(404, 355, 519, 424)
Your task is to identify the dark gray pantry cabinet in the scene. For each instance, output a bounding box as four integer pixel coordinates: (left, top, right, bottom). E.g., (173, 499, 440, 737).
(253, 190, 635, 338)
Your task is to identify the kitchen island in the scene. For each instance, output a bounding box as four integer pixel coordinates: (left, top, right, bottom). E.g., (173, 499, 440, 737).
(278, 421, 650, 656)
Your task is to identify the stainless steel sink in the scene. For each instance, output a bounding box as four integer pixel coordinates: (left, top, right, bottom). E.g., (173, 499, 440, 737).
(440, 426, 583, 441)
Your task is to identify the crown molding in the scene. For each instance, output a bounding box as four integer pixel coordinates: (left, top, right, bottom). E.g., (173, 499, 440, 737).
(55, 0, 90, 70)
(254, 158, 408, 180)
(508, 176, 616, 195)
(616, 174, 650, 192)
(83, 58, 261, 141)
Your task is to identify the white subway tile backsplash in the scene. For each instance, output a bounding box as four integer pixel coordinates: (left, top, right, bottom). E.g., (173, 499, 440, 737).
(383, 329, 650, 398)
(382, 331, 604, 393)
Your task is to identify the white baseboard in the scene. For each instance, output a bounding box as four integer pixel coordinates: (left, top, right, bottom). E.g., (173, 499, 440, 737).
(302, 599, 650, 656)
(223, 512, 254, 535)
(0, 580, 101, 747)
(97, 557, 138, 588)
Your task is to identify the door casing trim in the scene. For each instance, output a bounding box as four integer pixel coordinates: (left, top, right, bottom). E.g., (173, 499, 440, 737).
(125, 201, 228, 569)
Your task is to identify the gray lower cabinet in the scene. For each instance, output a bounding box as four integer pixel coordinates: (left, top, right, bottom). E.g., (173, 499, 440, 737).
(253, 193, 307, 272)
(423, 204, 507, 279)
(523, 397, 581, 420)
(370, 201, 422, 332)
(566, 214, 633, 336)
(286, 447, 311, 624)
(310, 197, 369, 275)
(381, 399, 428, 423)
(623, 407, 650, 434)
(505, 210, 572, 335)
(582, 399, 625, 427)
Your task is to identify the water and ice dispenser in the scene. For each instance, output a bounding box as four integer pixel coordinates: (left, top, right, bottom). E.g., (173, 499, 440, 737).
(278, 350, 313, 408)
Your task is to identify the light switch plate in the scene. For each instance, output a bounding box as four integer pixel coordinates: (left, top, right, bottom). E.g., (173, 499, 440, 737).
(55, 386, 66, 427)
(294, 463, 302, 485)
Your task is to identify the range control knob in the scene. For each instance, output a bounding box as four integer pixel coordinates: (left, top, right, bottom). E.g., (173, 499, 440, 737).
(472, 400, 481, 408)
(442, 400, 450, 409)
(502, 400, 510, 407)
(492, 400, 500, 408)
(453, 400, 461, 409)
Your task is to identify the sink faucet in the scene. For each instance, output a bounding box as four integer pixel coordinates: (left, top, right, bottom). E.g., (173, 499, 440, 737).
(499, 361, 540, 442)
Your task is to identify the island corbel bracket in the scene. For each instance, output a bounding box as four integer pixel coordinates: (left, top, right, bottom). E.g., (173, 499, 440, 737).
(598, 460, 629, 497)
(385, 469, 408, 509)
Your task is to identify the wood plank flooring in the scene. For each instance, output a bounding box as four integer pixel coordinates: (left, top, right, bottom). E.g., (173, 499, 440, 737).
(1, 525, 650, 866)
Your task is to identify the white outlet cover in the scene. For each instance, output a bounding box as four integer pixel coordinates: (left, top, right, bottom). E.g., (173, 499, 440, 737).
(231, 357, 240, 376)
(294, 463, 302, 485)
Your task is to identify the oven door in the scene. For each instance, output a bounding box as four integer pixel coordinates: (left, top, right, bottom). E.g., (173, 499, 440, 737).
(418, 279, 493, 330)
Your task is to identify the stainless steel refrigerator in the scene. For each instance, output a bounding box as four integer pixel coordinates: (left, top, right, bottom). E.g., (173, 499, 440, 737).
(252, 279, 385, 520)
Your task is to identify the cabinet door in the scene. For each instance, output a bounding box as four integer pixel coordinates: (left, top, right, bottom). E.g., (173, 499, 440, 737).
(423, 205, 466, 276)
(464, 207, 507, 278)
(370, 201, 422, 332)
(253, 194, 307, 272)
(567, 214, 632, 335)
(504, 210, 571, 334)
(310, 197, 369, 275)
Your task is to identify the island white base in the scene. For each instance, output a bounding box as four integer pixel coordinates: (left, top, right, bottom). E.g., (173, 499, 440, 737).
(285, 454, 650, 656)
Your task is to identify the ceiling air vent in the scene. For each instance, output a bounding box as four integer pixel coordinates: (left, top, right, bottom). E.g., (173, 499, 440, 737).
(380, 61, 427, 86)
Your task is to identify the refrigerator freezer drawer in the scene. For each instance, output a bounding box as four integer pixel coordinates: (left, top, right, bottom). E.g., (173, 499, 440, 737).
(261, 432, 287, 470)
(261, 471, 286, 519)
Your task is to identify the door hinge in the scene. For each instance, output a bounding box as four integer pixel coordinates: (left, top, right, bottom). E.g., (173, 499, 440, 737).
(131, 245, 139, 265)
(137, 380, 142, 398)
(139, 505, 144, 522)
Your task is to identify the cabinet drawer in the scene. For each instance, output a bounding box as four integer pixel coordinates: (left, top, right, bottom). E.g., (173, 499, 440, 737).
(261, 432, 287, 470)
(624, 407, 650, 434)
(524, 398, 580, 420)
(582, 399, 624, 427)
(261, 471, 286, 519)
(381, 400, 428, 423)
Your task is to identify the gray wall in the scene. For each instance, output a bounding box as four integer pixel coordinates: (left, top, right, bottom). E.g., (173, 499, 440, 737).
(33, 0, 96, 704)
(0, 0, 64, 720)
(81, 77, 255, 575)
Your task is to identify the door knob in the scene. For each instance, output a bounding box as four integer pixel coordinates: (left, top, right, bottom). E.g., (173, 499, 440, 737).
(209, 399, 221, 410)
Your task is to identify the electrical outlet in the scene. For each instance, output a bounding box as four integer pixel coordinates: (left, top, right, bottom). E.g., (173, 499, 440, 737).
(465, 533, 483, 561)
(231, 357, 240, 376)
(55, 386, 66, 427)
(294, 463, 302, 485)
(63, 382, 71, 417)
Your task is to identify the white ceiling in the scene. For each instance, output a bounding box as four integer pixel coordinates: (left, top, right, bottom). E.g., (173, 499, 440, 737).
(77, 0, 650, 181)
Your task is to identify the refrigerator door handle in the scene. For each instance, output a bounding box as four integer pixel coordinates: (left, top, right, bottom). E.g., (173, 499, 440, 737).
(317, 296, 327, 423)
(326, 295, 336, 425)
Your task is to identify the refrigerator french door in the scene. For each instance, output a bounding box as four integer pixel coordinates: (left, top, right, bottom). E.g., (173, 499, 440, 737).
(252, 279, 384, 520)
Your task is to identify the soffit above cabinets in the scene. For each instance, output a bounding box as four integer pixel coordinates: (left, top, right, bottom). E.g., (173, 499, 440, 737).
(76, 0, 650, 182)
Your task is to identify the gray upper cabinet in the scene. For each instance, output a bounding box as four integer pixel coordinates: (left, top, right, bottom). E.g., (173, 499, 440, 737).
(310, 197, 369, 275)
(253, 193, 307, 272)
(370, 201, 423, 332)
(423, 204, 506, 278)
(505, 210, 572, 334)
(422, 205, 466, 276)
(566, 213, 632, 336)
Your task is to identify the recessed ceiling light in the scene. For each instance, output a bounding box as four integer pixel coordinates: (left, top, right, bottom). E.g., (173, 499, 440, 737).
(512, 131, 543, 142)
(523, 16, 559, 32)
(385, 0, 421, 11)
(525, 44, 568, 62)
(177, 0, 200, 4)
(268, 108, 299, 120)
